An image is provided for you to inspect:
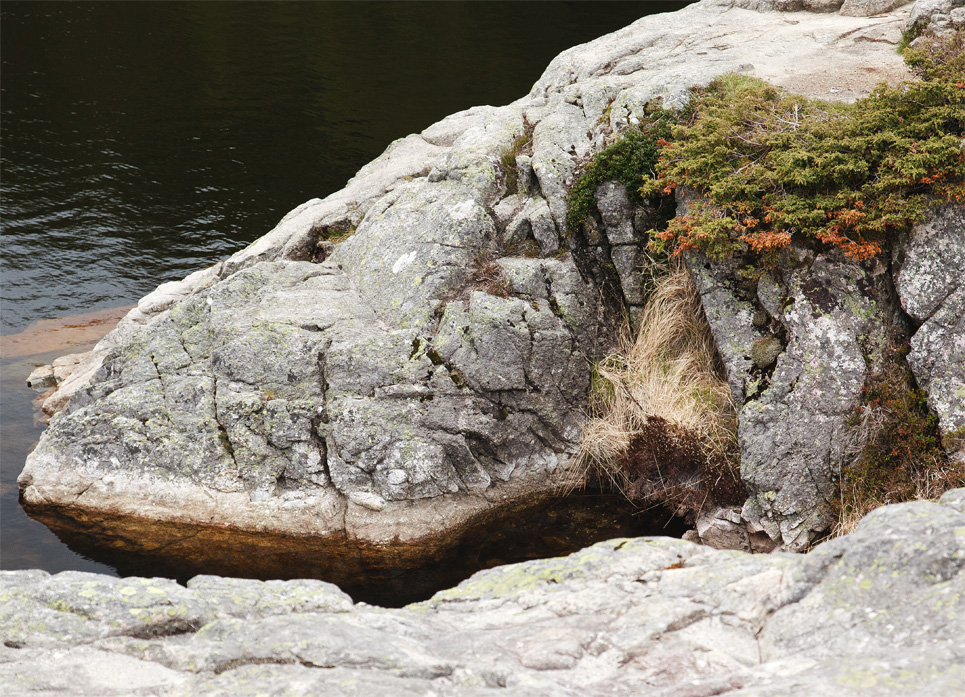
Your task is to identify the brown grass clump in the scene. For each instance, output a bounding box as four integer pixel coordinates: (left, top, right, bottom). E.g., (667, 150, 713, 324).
(465, 250, 511, 298)
(579, 264, 742, 519)
(442, 249, 512, 303)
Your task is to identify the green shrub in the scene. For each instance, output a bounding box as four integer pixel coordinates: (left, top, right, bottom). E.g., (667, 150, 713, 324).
(644, 31, 965, 263)
(566, 108, 678, 236)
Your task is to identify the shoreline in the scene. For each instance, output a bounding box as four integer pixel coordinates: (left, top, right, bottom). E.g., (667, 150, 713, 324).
(0, 306, 132, 360)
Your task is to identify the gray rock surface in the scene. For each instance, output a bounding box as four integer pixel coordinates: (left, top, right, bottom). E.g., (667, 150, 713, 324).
(21, 253, 601, 547)
(904, 0, 965, 36)
(895, 203, 965, 462)
(334, 178, 496, 332)
(531, 0, 911, 107)
(740, 253, 893, 550)
(693, 244, 895, 550)
(2, 491, 963, 696)
(686, 251, 765, 406)
(840, 0, 912, 15)
(505, 195, 559, 255)
(694, 505, 778, 552)
(26, 352, 89, 394)
(26, 364, 56, 390)
(21, 0, 931, 563)
(730, 0, 914, 12)
(38, 106, 494, 416)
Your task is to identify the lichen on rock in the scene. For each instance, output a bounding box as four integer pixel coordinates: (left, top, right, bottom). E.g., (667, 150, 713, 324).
(2, 491, 963, 696)
(894, 203, 965, 463)
(18, 0, 961, 577)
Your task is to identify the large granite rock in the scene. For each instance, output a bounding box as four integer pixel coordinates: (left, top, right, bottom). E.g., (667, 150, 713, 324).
(20, 220, 605, 569)
(20, 0, 929, 571)
(2, 491, 963, 696)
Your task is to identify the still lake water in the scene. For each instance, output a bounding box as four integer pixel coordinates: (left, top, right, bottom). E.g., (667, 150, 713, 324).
(1, 1, 692, 592)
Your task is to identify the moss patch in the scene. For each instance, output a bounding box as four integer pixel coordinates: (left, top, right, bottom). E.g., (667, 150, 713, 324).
(500, 120, 535, 196)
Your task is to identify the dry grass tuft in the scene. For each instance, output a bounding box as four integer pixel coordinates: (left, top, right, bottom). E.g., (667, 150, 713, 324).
(468, 251, 512, 299)
(444, 249, 512, 303)
(578, 263, 741, 517)
(832, 457, 961, 538)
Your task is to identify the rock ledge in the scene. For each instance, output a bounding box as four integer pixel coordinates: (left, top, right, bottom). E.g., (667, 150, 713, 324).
(2, 489, 963, 696)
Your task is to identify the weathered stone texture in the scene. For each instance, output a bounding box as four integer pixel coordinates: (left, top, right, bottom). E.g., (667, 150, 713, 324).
(20, 0, 933, 563)
(686, 251, 764, 406)
(895, 203, 965, 461)
(691, 242, 896, 550)
(740, 252, 893, 550)
(2, 492, 962, 696)
(333, 179, 496, 332)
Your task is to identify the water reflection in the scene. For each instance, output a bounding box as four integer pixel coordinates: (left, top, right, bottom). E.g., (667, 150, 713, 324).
(25, 490, 686, 607)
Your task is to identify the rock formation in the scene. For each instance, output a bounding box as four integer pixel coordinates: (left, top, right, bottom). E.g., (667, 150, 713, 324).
(688, 237, 901, 549)
(894, 203, 965, 463)
(18, 0, 964, 569)
(9, 1, 965, 694)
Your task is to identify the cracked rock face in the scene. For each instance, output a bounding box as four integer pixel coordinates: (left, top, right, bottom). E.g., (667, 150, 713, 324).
(739, 252, 893, 550)
(20, 210, 604, 554)
(2, 491, 963, 696)
(894, 203, 965, 462)
(691, 242, 896, 551)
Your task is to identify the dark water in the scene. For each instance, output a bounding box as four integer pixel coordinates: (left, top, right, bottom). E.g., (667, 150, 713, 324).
(1, 1, 692, 596)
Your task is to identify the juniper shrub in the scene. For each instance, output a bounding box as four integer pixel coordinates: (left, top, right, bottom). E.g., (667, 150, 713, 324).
(644, 30, 965, 263)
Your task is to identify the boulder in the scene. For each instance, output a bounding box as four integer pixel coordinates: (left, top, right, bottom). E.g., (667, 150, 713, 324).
(20, 0, 932, 574)
(741, 252, 895, 550)
(20, 250, 606, 580)
(38, 114, 486, 417)
(694, 505, 778, 552)
(1, 491, 962, 696)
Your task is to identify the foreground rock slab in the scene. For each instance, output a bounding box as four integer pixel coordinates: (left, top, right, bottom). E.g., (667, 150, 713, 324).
(2, 490, 963, 696)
